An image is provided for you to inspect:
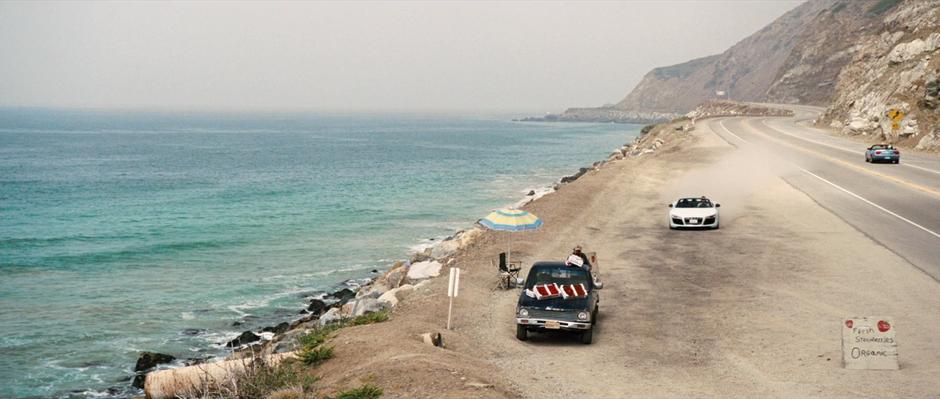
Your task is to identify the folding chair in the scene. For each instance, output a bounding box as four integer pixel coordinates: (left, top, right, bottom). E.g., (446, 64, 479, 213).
(492, 252, 522, 289)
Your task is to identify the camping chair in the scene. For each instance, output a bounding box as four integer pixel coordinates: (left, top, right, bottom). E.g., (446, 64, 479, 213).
(492, 252, 522, 289)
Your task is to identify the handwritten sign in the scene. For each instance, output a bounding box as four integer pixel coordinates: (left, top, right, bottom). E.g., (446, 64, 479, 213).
(842, 317, 898, 370)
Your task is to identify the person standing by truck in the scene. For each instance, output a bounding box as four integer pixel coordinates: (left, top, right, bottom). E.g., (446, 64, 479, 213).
(568, 245, 592, 272)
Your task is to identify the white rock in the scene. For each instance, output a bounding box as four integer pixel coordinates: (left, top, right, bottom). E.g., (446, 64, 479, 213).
(430, 239, 460, 259)
(352, 297, 388, 317)
(888, 33, 940, 64)
(413, 279, 432, 290)
(377, 284, 415, 307)
(407, 260, 442, 280)
(356, 284, 388, 299)
(318, 308, 342, 326)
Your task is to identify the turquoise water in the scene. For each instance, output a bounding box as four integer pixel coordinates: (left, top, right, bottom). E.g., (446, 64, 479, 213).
(0, 108, 640, 398)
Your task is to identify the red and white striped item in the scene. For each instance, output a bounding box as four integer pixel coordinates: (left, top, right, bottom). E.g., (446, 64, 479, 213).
(533, 283, 561, 300)
(560, 283, 588, 299)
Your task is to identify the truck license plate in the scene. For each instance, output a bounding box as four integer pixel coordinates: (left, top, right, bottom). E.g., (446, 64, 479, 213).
(544, 321, 561, 329)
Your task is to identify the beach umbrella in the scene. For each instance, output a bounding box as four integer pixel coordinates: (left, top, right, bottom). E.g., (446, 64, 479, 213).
(479, 208, 542, 265)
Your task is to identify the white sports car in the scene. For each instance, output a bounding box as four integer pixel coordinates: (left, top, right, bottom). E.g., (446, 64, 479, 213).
(668, 196, 720, 229)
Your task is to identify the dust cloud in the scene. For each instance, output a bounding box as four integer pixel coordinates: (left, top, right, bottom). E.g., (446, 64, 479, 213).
(662, 137, 810, 222)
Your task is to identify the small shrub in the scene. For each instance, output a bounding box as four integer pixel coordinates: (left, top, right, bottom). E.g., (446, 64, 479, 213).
(298, 345, 334, 365)
(192, 358, 317, 399)
(330, 384, 383, 399)
(265, 386, 311, 399)
(640, 124, 655, 135)
(868, 0, 900, 15)
(297, 325, 339, 349)
(349, 310, 389, 326)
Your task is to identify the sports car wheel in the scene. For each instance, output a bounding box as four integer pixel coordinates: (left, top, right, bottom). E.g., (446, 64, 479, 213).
(516, 325, 528, 341)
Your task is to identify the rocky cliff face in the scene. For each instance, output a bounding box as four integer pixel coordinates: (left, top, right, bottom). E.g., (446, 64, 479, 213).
(533, 0, 940, 150)
(817, 1, 940, 150)
(614, 0, 843, 113)
(611, 0, 940, 150)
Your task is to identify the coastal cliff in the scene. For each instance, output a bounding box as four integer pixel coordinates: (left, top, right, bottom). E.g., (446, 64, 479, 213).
(816, 1, 940, 150)
(534, 0, 940, 150)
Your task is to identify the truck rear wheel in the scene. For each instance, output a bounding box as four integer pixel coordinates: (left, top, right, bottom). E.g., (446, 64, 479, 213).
(580, 328, 593, 344)
(516, 325, 528, 341)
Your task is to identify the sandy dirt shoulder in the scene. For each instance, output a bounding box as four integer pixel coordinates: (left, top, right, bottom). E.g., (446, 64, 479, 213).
(311, 121, 940, 398)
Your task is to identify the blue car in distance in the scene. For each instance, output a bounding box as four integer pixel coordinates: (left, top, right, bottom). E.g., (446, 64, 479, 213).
(865, 144, 900, 164)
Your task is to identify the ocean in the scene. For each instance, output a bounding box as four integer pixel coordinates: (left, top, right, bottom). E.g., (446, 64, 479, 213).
(0, 108, 640, 398)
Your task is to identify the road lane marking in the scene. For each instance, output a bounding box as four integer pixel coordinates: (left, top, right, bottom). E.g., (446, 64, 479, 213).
(759, 119, 940, 176)
(737, 119, 940, 200)
(801, 169, 940, 240)
(716, 119, 749, 144)
(712, 116, 940, 242)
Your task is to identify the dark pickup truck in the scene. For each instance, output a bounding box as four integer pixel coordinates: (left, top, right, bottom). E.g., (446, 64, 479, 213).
(515, 261, 602, 344)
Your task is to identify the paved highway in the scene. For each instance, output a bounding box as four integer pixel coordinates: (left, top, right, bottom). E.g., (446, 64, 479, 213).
(704, 106, 940, 281)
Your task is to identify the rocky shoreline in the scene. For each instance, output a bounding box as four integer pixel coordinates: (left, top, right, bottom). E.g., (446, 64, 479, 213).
(514, 106, 677, 124)
(129, 137, 655, 396)
(130, 100, 794, 395)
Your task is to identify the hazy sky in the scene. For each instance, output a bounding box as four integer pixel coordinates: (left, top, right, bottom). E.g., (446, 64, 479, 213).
(0, 1, 803, 112)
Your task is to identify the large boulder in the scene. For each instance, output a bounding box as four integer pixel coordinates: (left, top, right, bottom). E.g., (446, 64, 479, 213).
(916, 126, 940, 151)
(430, 239, 460, 259)
(407, 260, 442, 280)
(842, 117, 878, 135)
(355, 283, 388, 299)
(339, 301, 357, 318)
(380, 261, 408, 288)
(133, 351, 177, 389)
(306, 299, 328, 315)
(261, 322, 289, 335)
(352, 297, 388, 317)
(135, 352, 176, 372)
(327, 288, 356, 304)
(457, 228, 483, 249)
(377, 284, 415, 307)
(318, 307, 343, 326)
(888, 33, 940, 64)
(225, 331, 261, 348)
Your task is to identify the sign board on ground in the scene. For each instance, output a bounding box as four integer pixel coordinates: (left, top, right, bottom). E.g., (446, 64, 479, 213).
(842, 317, 898, 370)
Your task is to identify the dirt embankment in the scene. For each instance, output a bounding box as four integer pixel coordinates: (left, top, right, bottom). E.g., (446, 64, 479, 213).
(306, 117, 940, 398)
(150, 114, 940, 398)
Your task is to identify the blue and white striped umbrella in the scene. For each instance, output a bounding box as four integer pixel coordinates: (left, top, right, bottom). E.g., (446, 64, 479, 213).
(479, 208, 542, 232)
(479, 208, 542, 265)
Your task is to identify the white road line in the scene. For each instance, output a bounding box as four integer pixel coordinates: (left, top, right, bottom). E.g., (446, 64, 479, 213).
(801, 169, 940, 240)
(759, 119, 940, 176)
(717, 119, 749, 144)
(760, 119, 860, 154)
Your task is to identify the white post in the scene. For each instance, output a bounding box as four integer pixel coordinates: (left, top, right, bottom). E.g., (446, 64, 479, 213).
(446, 267, 460, 330)
(507, 233, 512, 265)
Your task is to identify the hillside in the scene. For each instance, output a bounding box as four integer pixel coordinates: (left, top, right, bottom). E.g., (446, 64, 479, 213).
(817, 1, 940, 150)
(540, 0, 940, 150)
(614, 0, 844, 113)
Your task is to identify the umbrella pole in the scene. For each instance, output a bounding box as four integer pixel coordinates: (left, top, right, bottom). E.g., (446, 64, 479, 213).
(508, 233, 512, 265)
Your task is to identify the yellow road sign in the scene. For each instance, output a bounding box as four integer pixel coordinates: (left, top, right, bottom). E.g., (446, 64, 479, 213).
(887, 109, 904, 131)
